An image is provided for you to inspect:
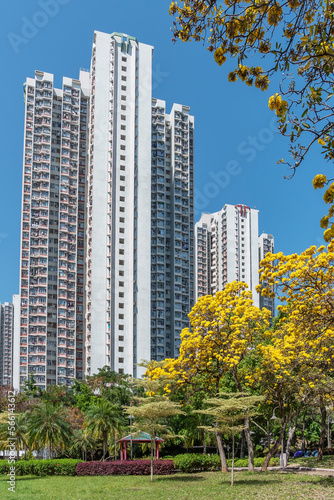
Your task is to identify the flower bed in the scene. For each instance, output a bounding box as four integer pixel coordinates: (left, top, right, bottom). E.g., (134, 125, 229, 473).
(75, 459, 175, 476)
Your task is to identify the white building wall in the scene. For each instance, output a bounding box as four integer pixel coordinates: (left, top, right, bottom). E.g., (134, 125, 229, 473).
(88, 31, 110, 376)
(135, 41, 153, 376)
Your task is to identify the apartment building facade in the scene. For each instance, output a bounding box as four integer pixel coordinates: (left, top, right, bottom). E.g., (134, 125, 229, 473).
(151, 99, 194, 361)
(17, 70, 89, 390)
(195, 204, 274, 313)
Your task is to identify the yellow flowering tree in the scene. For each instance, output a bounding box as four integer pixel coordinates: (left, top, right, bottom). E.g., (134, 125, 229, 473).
(169, 1, 334, 237)
(257, 243, 334, 461)
(146, 281, 271, 472)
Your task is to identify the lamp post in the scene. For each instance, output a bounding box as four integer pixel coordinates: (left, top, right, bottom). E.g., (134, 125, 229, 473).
(271, 407, 286, 467)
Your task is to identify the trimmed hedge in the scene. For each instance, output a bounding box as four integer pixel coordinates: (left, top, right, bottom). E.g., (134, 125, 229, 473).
(75, 459, 175, 476)
(172, 454, 280, 472)
(0, 459, 82, 476)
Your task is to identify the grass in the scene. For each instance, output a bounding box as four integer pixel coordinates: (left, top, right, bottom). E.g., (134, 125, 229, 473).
(1, 471, 334, 500)
(289, 455, 334, 469)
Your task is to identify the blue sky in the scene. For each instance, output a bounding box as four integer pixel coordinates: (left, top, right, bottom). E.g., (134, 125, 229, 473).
(0, 0, 328, 302)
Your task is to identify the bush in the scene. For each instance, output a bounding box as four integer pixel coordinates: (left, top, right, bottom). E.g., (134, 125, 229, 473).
(173, 454, 220, 472)
(172, 454, 280, 472)
(0, 459, 82, 476)
(75, 459, 175, 476)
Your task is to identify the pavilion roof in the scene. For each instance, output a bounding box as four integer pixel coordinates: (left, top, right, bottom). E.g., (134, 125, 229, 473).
(117, 431, 164, 443)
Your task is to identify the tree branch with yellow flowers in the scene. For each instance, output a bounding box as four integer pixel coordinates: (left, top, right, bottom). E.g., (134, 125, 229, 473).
(169, 0, 334, 238)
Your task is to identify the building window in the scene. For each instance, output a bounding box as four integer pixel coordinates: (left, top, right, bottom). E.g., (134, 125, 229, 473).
(119, 346, 124, 352)
(121, 105, 126, 111)
(120, 165, 125, 171)
(119, 357, 124, 363)
(119, 281, 124, 287)
(121, 85, 126, 91)
(121, 76, 126, 81)
(119, 335, 124, 341)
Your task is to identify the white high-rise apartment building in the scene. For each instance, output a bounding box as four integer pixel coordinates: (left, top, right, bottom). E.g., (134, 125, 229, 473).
(258, 233, 275, 317)
(195, 204, 261, 307)
(17, 31, 194, 388)
(86, 32, 153, 378)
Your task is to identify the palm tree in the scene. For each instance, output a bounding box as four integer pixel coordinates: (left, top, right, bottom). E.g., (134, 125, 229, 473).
(0, 412, 29, 460)
(84, 399, 123, 460)
(69, 429, 99, 461)
(26, 402, 73, 458)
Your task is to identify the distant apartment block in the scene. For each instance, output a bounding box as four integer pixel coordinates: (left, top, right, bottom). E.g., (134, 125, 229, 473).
(195, 204, 275, 315)
(258, 233, 275, 318)
(0, 296, 19, 387)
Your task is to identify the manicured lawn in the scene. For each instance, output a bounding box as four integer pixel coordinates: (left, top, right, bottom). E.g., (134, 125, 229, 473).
(289, 455, 334, 469)
(1, 471, 334, 500)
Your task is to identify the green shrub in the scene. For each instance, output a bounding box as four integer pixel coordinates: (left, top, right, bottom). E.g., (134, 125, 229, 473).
(0, 459, 83, 476)
(173, 454, 220, 472)
(172, 454, 280, 472)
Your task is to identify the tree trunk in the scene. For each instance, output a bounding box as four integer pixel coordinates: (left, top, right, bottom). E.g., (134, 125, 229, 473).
(216, 430, 228, 472)
(233, 370, 254, 471)
(103, 433, 107, 461)
(150, 438, 154, 482)
(261, 419, 287, 471)
(318, 402, 327, 462)
(286, 416, 298, 464)
(302, 411, 306, 451)
(244, 416, 255, 472)
(240, 431, 245, 459)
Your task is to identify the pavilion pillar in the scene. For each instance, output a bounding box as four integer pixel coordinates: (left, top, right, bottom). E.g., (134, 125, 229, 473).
(120, 442, 123, 461)
(124, 442, 127, 460)
(157, 441, 159, 460)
